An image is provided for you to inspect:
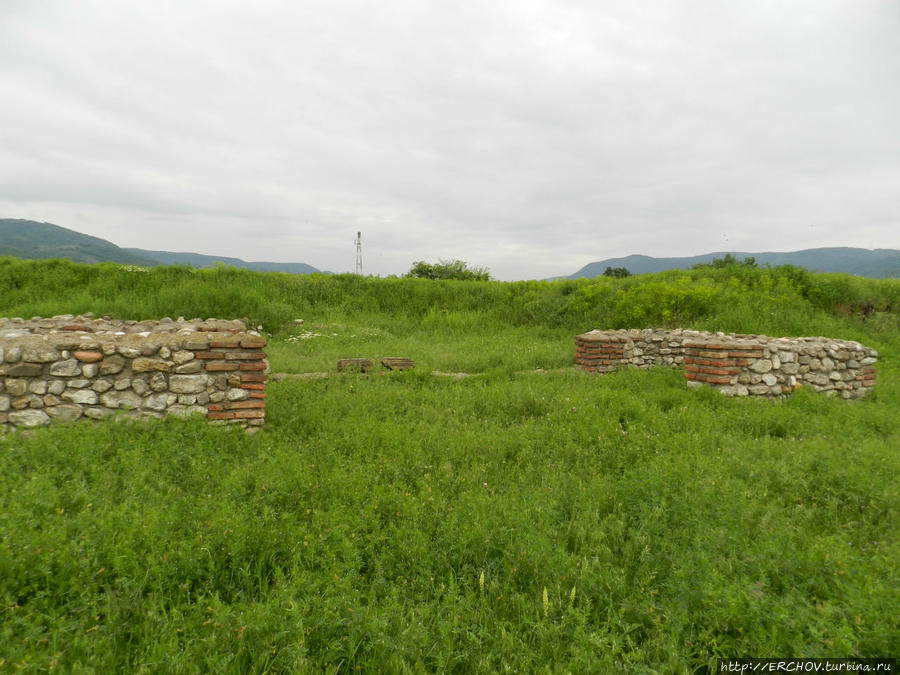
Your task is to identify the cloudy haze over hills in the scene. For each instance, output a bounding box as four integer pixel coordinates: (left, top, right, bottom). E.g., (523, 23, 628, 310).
(1, 1, 898, 280)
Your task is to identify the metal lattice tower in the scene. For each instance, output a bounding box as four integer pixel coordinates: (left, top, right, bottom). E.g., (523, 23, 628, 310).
(355, 231, 362, 274)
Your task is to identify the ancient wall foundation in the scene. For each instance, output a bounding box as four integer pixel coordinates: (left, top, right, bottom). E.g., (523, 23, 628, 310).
(575, 328, 877, 398)
(0, 315, 267, 433)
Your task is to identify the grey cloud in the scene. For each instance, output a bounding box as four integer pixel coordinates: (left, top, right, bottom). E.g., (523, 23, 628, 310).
(1, 0, 898, 279)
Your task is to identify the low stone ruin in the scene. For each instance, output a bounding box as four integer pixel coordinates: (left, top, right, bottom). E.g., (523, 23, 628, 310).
(575, 328, 877, 398)
(0, 315, 267, 433)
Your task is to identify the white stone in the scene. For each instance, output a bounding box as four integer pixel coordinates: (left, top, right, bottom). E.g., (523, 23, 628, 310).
(762, 373, 777, 386)
(82, 364, 99, 378)
(226, 388, 250, 401)
(9, 409, 51, 427)
(48, 380, 66, 395)
(61, 389, 99, 405)
(45, 404, 83, 423)
(749, 359, 773, 373)
(28, 380, 48, 395)
(49, 359, 81, 377)
(169, 374, 209, 394)
(143, 392, 171, 412)
(172, 350, 194, 365)
(100, 390, 143, 409)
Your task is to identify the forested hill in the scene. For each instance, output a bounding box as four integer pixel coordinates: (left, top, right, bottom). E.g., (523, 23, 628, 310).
(0, 219, 321, 274)
(570, 248, 900, 278)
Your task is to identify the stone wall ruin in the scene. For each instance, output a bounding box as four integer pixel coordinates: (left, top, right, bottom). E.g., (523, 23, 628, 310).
(0, 315, 267, 433)
(575, 328, 877, 398)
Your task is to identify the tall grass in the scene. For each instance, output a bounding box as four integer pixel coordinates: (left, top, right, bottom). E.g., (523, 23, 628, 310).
(1, 257, 898, 670)
(1, 367, 897, 671)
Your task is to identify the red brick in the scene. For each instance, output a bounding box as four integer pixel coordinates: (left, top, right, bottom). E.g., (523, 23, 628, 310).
(241, 383, 266, 390)
(249, 392, 266, 399)
(240, 339, 266, 349)
(240, 362, 267, 371)
(207, 411, 237, 420)
(74, 350, 104, 363)
(241, 373, 266, 382)
(205, 363, 239, 371)
(684, 357, 737, 367)
(63, 325, 92, 331)
(196, 351, 225, 360)
(225, 399, 266, 409)
(208, 404, 225, 412)
(233, 409, 265, 419)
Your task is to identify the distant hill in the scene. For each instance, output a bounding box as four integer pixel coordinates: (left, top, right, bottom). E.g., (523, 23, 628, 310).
(0, 219, 159, 267)
(568, 248, 900, 279)
(122, 249, 320, 275)
(0, 219, 322, 274)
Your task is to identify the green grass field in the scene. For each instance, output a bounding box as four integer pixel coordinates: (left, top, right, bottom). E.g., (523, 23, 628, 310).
(1, 257, 898, 672)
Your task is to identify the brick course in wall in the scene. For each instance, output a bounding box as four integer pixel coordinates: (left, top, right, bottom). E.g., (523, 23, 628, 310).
(0, 315, 267, 433)
(576, 328, 877, 399)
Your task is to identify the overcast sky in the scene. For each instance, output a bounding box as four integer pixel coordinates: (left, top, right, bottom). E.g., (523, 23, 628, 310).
(1, 1, 898, 279)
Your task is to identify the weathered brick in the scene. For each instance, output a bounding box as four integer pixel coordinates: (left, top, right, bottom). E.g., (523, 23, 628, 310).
(207, 411, 237, 420)
(241, 383, 266, 390)
(208, 340, 241, 348)
(224, 352, 266, 361)
(233, 409, 265, 419)
(195, 351, 225, 360)
(205, 363, 239, 371)
(240, 362, 267, 371)
(241, 373, 266, 382)
(225, 399, 266, 409)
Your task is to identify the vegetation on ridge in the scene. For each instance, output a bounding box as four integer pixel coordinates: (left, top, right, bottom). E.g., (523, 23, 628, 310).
(1, 256, 898, 671)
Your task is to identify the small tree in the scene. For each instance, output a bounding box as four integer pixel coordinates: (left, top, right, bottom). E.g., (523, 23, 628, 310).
(693, 254, 757, 270)
(603, 266, 631, 278)
(406, 259, 491, 281)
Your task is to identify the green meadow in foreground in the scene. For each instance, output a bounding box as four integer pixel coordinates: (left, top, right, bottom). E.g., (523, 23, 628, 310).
(1, 257, 898, 671)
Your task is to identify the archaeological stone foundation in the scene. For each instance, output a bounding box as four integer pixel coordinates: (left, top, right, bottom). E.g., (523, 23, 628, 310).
(575, 328, 877, 398)
(0, 315, 267, 433)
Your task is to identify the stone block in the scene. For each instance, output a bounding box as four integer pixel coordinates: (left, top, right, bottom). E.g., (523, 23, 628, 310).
(8, 409, 51, 427)
(381, 357, 415, 371)
(337, 358, 372, 373)
(100, 390, 143, 409)
(23, 347, 60, 363)
(172, 350, 194, 365)
(174, 361, 202, 374)
(150, 372, 168, 392)
(45, 404, 83, 423)
(169, 374, 209, 394)
(8, 362, 43, 377)
(99, 356, 125, 375)
(50, 359, 81, 377)
(61, 389, 99, 405)
(6, 379, 27, 397)
(132, 357, 172, 373)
